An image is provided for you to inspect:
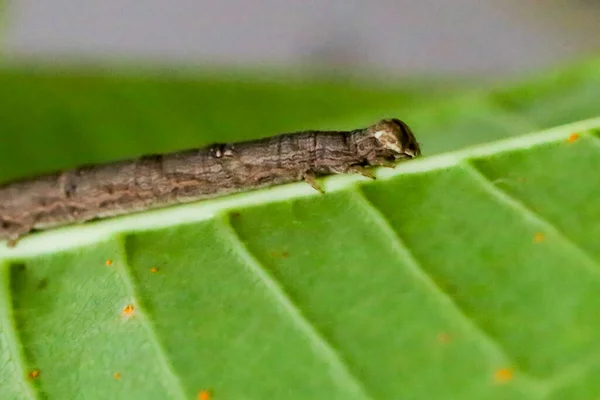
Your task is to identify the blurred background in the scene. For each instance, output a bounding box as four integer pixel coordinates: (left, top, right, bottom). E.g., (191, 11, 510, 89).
(3, 0, 600, 80)
(1, 1, 600, 183)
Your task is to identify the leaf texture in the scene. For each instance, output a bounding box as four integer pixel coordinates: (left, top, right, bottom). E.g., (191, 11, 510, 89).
(1, 59, 600, 399)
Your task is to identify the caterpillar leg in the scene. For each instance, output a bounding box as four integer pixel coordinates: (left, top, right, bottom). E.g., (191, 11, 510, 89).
(1, 217, 33, 248)
(348, 165, 376, 180)
(303, 171, 324, 193)
(371, 157, 397, 168)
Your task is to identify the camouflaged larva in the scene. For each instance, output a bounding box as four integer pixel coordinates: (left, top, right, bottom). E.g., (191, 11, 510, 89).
(0, 118, 421, 246)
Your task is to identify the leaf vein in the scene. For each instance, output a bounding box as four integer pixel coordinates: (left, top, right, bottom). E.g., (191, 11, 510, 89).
(0, 261, 39, 399)
(462, 161, 600, 279)
(462, 160, 600, 391)
(218, 216, 375, 400)
(351, 188, 546, 396)
(116, 236, 189, 400)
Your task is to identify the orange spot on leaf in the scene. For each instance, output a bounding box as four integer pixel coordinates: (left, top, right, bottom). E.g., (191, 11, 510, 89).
(28, 369, 40, 379)
(568, 133, 580, 143)
(122, 304, 135, 316)
(150, 267, 159, 273)
(269, 250, 290, 259)
(198, 389, 212, 400)
(494, 367, 514, 383)
(436, 332, 451, 343)
(105, 259, 113, 266)
(533, 232, 545, 243)
(114, 372, 121, 379)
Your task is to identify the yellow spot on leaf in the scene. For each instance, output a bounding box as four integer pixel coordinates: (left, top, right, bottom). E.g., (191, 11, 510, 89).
(28, 369, 40, 379)
(122, 304, 135, 316)
(114, 372, 121, 379)
(568, 133, 580, 143)
(533, 233, 545, 243)
(494, 367, 513, 384)
(198, 389, 212, 400)
(150, 267, 159, 273)
(105, 259, 113, 267)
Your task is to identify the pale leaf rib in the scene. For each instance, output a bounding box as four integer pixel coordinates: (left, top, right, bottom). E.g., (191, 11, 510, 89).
(114, 235, 188, 400)
(217, 216, 374, 400)
(0, 262, 39, 399)
(543, 352, 600, 393)
(350, 189, 546, 396)
(3, 118, 600, 260)
(461, 162, 600, 278)
(586, 130, 600, 149)
(462, 161, 600, 389)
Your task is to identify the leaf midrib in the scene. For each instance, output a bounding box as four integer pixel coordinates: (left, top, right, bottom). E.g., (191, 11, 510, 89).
(1, 116, 598, 260)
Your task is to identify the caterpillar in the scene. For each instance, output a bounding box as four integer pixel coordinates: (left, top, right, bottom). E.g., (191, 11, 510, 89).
(0, 118, 420, 246)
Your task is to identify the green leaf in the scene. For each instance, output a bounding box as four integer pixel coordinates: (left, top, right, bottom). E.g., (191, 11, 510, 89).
(1, 59, 600, 399)
(1, 117, 600, 399)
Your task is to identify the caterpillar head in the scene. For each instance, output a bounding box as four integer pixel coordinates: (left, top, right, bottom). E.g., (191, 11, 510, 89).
(369, 119, 421, 159)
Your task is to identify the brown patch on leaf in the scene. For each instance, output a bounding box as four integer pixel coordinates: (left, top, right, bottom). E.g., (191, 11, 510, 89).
(269, 250, 289, 259)
(37, 278, 49, 290)
(436, 332, 451, 344)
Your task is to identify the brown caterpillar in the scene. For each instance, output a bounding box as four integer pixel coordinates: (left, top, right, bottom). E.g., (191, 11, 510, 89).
(0, 118, 420, 246)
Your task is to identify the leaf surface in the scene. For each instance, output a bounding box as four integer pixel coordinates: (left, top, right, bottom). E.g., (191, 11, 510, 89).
(1, 60, 600, 399)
